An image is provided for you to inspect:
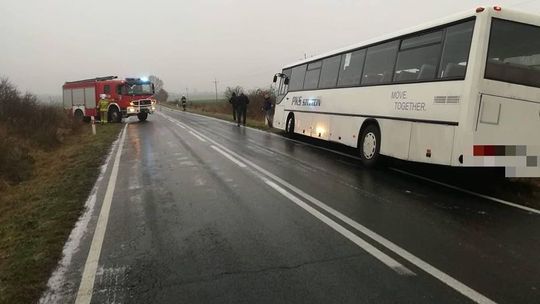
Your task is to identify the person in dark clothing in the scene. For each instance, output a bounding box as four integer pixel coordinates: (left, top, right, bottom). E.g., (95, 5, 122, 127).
(229, 92, 238, 121)
(262, 94, 273, 128)
(236, 92, 249, 126)
(181, 95, 187, 111)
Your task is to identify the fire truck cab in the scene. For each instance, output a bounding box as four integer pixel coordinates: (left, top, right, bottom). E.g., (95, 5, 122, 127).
(62, 76, 156, 122)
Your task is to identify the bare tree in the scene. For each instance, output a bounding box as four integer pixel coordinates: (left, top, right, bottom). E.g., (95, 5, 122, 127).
(148, 75, 169, 102)
(155, 89, 169, 102)
(148, 75, 164, 93)
(224, 86, 243, 100)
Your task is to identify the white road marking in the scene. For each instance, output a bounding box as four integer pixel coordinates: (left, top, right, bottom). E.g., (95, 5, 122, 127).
(39, 130, 122, 304)
(210, 145, 247, 168)
(75, 124, 128, 304)
(189, 130, 207, 142)
(162, 113, 497, 304)
(390, 168, 540, 215)
(224, 144, 498, 304)
(265, 180, 415, 276)
(161, 108, 534, 216)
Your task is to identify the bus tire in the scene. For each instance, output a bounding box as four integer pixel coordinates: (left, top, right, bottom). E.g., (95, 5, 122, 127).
(137, 113, 148, 121)
(74, 109, 84, 122)
(359, 123, 381, 168)
(109, 106, 121, 123)
(285, 114, 295, 137)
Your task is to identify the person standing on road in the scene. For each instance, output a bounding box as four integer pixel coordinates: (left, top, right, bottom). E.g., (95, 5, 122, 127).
(98, 94, 110, 124)
(262, 94, 273, 128)
(229, 92, 238, 121)
(236, 92, 249, 126)
(181, 95, 187, 111)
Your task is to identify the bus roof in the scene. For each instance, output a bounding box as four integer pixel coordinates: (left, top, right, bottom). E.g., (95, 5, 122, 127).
(282, 6, 530, 69)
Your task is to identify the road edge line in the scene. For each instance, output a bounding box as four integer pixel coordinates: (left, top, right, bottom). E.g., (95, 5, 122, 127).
(74, 123, 128, 304)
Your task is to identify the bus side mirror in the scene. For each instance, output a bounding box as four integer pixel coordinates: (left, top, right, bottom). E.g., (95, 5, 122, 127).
(284, 78, 289, 85)
(273, 75, 277, 83)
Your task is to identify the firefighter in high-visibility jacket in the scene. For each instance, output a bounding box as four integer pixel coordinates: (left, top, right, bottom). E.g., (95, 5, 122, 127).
(98, 94, 110, 124)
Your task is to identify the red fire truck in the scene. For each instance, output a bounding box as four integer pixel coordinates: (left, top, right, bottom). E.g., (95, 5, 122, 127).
(62, 76, 156, 122)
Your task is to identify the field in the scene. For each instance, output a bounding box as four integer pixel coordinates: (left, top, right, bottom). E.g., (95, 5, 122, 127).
(166, 97, 270, 129)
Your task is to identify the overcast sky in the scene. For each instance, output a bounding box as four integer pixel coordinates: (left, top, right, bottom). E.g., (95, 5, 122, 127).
(1, 0, 538, 95)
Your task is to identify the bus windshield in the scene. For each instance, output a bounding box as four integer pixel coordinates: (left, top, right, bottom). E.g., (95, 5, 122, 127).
(122, 83, 154, 95)
(485, 18, 540, 88)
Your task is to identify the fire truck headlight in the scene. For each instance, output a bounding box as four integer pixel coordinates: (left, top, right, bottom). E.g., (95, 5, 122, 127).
(128, 107, 136, 113)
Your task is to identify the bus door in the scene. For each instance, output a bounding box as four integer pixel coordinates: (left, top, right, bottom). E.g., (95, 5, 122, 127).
(272, 71, 291, 128)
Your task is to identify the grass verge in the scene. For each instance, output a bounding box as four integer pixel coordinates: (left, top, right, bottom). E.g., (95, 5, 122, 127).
(161, 102, 272, 130)
(0, 123, 122, 304)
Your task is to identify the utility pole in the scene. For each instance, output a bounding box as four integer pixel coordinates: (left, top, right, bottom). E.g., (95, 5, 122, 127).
(212, 78, 219, 102)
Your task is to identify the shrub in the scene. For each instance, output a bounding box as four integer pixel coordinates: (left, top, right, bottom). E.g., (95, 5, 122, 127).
(0, 78, 79, 148)
(0, 78, 80, 184)
(0, 134, 34, 184)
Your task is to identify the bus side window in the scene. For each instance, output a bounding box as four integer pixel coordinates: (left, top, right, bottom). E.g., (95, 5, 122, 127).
(337, 50, 365, 87)
(393, 30, 443, 82)
(303, 61, 322, 90)
(362, 40, 399, 85)
(289, 65, 307, 91)
(439, 20, 474, 79)
(319, 55, 341, 89)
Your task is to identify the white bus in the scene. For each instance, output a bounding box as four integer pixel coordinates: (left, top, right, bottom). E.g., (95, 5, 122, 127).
(272, 6, 540, 176)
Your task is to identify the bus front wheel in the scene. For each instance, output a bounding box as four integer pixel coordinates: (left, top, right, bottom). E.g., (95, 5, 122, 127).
(359, 124, 381, 168)
(286, 114, 295, 137)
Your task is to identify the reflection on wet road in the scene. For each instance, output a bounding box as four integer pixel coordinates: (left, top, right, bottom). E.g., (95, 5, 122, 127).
(42, 108, 540, 304)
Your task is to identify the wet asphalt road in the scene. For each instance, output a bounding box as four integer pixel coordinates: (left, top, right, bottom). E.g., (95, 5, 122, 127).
(42, 107, 540, 304)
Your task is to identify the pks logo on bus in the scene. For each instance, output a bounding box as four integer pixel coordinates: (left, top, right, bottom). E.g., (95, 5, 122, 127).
(291, 96, 321, 107)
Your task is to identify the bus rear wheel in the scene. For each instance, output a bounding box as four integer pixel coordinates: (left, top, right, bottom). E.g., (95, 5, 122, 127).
(359, 124, 381, 168)
(137, 113, 148, 122)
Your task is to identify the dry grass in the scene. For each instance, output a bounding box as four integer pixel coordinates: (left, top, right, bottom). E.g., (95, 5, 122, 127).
(0, 124, 122, 304)
(165, 93, 271, 129)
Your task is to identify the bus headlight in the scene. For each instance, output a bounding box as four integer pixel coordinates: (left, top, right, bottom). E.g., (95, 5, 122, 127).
(316, 127, 325, 137)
